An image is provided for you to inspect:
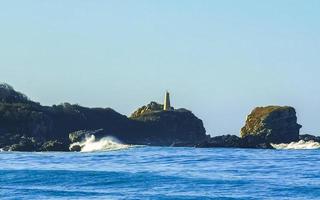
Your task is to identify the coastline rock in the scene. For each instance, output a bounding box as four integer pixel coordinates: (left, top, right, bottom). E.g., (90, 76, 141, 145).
(196, 134, 273, 149)
(69, 144, 81, 152)
(130, 103, 207, 146)
(130, 101, 174, 118)
(299, 134, 320, 143)
(8, 137, 39, 152)
(1, 83, 314, 151)
(240, 135, 274, 149)
(69, 129, 104, 143)
(0, 83, 29, 104)
(240, 106, 302, 144)
(196, 135, 242, 148)
(68, 129, 105, 152)
(40, 140, 69, 151)
(0, 84, 207, 151)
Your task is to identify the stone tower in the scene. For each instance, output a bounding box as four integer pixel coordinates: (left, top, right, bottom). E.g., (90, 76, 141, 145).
(163, 91, 172, 111)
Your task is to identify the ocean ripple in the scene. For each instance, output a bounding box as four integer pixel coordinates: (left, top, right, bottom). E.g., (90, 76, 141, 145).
(1, 147, 320, 199)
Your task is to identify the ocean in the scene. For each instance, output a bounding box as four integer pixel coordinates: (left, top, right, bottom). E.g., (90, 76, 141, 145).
(1, 146, 320, 200)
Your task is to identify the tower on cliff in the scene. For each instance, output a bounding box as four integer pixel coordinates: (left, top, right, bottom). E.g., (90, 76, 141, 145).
(163, 91, 172, 111)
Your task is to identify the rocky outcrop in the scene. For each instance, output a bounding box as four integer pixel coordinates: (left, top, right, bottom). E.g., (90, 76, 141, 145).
(299, 134, 320, 143)
(196, 135, 242, 148)
(0, 84, 207, 151)
(1, 83, 317, 151)
(196, 134, 273, 149)
(0, 83, 30, 104)
(197, 106, 303, 149)
(7, 137, 38, 151)
(130, 102, 207, 146)
(240, 106, 302, 144)
(40, 140, 69, 151)
(130, 101, 174, 118)
(69, 129, 104, 143)
(68, 129, 105, 151)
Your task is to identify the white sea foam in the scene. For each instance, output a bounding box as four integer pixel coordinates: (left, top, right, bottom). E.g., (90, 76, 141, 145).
(69, 135, 132, 152)
(271, 140, 320, 150)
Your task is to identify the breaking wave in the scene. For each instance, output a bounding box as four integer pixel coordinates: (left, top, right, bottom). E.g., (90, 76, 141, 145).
(271, 140, 320, 150)
(69, 135, 133, 152)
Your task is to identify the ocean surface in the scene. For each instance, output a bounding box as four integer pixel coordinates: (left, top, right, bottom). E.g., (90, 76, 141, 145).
(1, 146, 320, 200)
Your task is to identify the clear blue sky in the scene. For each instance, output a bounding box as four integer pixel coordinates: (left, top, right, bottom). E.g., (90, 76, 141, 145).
(0, 0, 319, 136)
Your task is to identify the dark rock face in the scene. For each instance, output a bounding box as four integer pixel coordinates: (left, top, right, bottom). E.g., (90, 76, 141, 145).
(40, 140, 69, 151)
(8, 137, 38, 151)
(68, 129, 105, 152)
(0, 84, 207, 151)
(239, 135, 274, 149)
(196, 135, 242, 148)
(0, 83, 30, 104)
(129, 102, 207, 146)
(240, 106, 302, 144)
(196, 134, 273, 149)
(299, 134, 320, 143)
(69, 144, 81, 152)
(69, 129, 104, 143)
(130, 101, 174, 118)
(197, 105, 303, 149)
(1, 84, 314, 151)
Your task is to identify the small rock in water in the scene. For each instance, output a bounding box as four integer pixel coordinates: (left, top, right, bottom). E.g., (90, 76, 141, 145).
(69, 144, 82, 152)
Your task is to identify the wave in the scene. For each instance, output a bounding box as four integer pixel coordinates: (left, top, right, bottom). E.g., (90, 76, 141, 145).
(69, 135, 133, 152)
(271, 140, 320, 150)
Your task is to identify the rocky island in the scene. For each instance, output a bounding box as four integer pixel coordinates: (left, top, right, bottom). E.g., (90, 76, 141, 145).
(197, 106, 304, 148)
(0, 83, 318, 151)
(0, 84, 207, 151)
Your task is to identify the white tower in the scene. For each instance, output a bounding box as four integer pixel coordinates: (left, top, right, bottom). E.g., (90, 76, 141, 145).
(164, 91, 172, 111)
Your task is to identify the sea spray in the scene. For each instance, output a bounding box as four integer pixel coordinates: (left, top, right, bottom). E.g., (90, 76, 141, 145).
(271, 140, 320, 150)
(69, 135, 132, 152)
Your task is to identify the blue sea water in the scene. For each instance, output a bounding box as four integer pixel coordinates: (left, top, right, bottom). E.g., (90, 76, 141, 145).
(0, 147, 320, 200)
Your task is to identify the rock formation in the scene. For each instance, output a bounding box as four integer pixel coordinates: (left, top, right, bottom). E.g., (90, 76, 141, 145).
(299, 134, 320, 143)
(196, 135, 242, 148)
(130, 102, 207, 146)
(1, 83, 317, 151)
(0, 84, 207, 151)
(130, 101, 174, 118)
(0, 83, 30, 104)
(196, 134, 273, 149)
(240, 106, 302, 144)
(197, 106, 303, 149)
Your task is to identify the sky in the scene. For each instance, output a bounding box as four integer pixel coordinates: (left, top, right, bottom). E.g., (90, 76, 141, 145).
(0, 0, 319, 136)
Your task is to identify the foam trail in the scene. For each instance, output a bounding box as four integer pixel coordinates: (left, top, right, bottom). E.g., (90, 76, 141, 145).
(70, 135, 132, 152)
(272, 140, 320, 150)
